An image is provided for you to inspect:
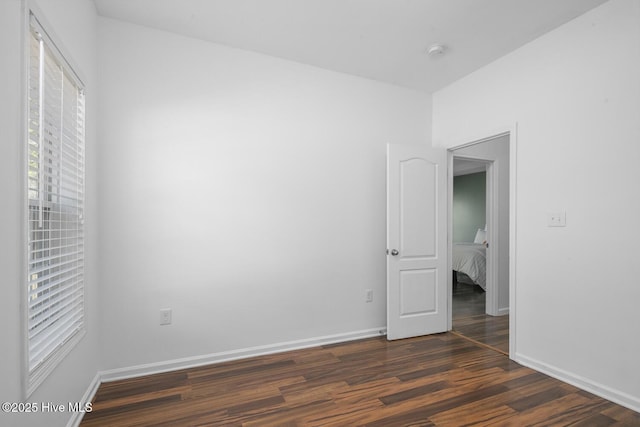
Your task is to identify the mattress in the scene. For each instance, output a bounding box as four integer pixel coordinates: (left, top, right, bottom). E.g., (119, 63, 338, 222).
(452, 243, 486, 290)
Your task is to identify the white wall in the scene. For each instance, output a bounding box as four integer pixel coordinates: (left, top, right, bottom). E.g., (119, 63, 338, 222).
(452, 172, 486, 244)
(433, 0, 640, 410)
(0, 1, 100, 426)
(97, 18, 431, 371)
(0, 1, 25, 423)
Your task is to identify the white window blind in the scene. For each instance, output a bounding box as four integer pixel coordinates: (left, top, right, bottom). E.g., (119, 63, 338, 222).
(26, 13, 86, 393)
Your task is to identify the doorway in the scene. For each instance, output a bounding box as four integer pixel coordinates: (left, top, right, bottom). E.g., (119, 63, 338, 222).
(452, 157, 488, 314)
(448, 133, 511, 355)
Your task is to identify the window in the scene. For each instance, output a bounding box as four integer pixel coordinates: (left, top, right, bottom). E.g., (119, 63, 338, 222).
(26, 12, 86, 395)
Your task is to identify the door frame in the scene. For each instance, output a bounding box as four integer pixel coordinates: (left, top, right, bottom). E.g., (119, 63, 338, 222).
(445, 126, 518, 357)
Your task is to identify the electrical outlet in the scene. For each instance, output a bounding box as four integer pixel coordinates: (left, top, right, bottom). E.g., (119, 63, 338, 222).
(160, 308, 172, 325)
(365, 289, 373, 303)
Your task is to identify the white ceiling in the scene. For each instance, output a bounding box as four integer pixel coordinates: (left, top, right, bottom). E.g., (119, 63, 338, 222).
(93, 0, 608, 93)
(453, 159, 487, 177)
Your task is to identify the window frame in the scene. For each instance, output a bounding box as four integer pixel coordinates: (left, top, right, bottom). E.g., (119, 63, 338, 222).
(22, 4, 87, 398)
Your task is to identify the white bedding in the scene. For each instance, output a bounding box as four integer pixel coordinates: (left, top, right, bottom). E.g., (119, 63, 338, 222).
(453, 243, 486, 290)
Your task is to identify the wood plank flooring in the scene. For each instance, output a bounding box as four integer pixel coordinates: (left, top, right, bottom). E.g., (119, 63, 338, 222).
(452, 282, 486, 318)
(452, 282, 509, 355)
(452, 314, 509, 356)
(81, 333, 639, 426)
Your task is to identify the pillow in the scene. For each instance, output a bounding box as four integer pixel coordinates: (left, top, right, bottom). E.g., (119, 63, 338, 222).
(473, 229, 486, 244)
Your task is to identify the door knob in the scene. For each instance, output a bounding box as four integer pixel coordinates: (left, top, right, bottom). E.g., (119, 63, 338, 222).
(390, 249, 399, 256)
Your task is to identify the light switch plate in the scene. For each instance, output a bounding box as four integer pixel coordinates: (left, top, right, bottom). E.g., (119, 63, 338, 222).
(365, 289, 373, 303)
(160, 308, 172, 325)
(547, 212, 566, 227)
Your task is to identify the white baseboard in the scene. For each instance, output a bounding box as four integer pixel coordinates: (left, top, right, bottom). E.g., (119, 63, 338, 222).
(66, 372, 101, 427)
(497, 307, 509, 316)
(514, 352, 640, 413)
(100, 327, 387, 383)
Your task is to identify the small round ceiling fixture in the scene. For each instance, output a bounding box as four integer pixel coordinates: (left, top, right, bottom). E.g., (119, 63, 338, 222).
(426, 44, 446, 57)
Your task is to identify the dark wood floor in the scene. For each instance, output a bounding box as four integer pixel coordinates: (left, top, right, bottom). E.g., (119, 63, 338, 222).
(81, 332, 639, 425)
(452, 282, 509, 355)
(452, 282, 486, 318)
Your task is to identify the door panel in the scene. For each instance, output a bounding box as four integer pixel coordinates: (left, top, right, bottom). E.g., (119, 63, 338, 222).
(400, 269, 436, 315)
(400, 159, 437, 257)
(387, 144, 447, 340)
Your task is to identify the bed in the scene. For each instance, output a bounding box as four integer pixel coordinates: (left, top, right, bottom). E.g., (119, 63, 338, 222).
(453, 229, 487, 290)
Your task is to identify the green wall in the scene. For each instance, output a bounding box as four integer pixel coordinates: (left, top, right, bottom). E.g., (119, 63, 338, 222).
(453, 172, 486, 243)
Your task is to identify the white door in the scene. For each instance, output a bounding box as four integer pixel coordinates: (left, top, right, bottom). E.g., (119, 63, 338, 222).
(387, 144, 447, 340)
